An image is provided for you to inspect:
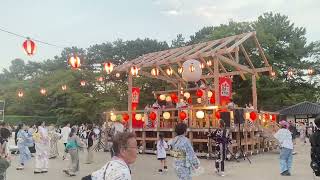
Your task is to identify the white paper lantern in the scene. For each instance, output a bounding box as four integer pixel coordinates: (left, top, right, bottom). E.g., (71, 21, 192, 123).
(159, 94, 166, 101)
(196, 110, 205, 119)
(182, 59, 202, 82)
(197, 98, 202, 104)
(245, 112, 250, 120)
(183, 92, 190, 99)
(111, 114, 117, 121)
(165, 96, 172, 102)
(163, 112, 171, 119)
(207, 91, 213, 98)
(135, 114, 142, 121)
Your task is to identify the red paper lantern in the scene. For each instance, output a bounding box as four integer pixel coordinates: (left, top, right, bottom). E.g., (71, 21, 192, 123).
(210, 96, 215, 104)
(196, 89, 203, 97)
(271, 114, 276, 121)
(187, 98, 192, 104)
(69, 55, 81, 69)
(250, 111, 257, 121)
(23, 38, 36, 56)
(264, 113, 270, 120)
(215, 111, 220, 119)
(149, 112, 157, 121)
(179, 111, 187, 120)
(122, 113, 129, 121)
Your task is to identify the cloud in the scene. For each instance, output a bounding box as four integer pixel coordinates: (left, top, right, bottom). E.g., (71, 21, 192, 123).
(161, 9, 181, 16)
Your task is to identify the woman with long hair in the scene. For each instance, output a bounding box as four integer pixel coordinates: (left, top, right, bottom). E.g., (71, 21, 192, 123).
(33, 121, 50, 174)
(63, 127, 85, 176)
(16, 123, 32, 170)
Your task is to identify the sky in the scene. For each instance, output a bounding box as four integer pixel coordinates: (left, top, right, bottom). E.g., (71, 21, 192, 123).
(0, 0, 319, 70)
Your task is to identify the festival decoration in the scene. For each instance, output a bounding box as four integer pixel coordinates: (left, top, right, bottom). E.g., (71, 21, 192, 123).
(166, 68, 173, 76)
(149, 112, 157, 121)
(270, 71, 276, 78)
(271, 114, 276, 121)
(122, 113, 129, 121)
(110, 114, 117, 121)
(207, 91, 213, 98)
(210, 96, 215, 104)
(151, 68, 159, 76)
(68, 55, 81, 69)
(245, 112, 250, 120)
(250, 111, 257, 121)
(196, 89, 203, 97)
(131, 87, 140, 110)
(97, 76, 104, 82)
(80, 80, 86, 86)
(178, 67, 183, 74)
(179, 111, 187, 120)
(131, 66, 139, 76)
(40, 88, 46, 95)
(135, 114, 142, 121)
(159, 94, 166, 101)
(196, 110, 205, 119)
(182, 59, 202, 82)
(163, 112, 171, 120)
(104, 62, 114, 74)
(215, 111, 220, 119)
(206, 60, 212, 66)
(308, 68, 314, 75)
(115, 73, 121, 78)
(61, 85, 67, 91)
(23, 38, 36, 56)
(287, 69, 293, 77)
(170, 93, 178, 103)
(219, 77, 232, 105)
(18, 91, 24, 98)
(183, 92, 190, 99)
(187, 98, 192, 104)
(165, 96, 172, 102)
(200, 63, 205, 69)
(197, 98, 202, 104)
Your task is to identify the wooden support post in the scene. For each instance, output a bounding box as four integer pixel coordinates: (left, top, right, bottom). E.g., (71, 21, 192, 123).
(213, 57, 220, 105)
(128, 72, 133, 132)
(252, 75, 257, 110)
(142, 131, 146, 153)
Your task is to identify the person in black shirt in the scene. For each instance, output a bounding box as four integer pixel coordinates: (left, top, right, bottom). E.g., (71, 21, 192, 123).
(310, 115, 320, 176)
(85, 124, 95, 164)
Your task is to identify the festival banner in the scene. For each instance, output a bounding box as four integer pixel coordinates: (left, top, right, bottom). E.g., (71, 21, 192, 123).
(219, 77, 232, 105)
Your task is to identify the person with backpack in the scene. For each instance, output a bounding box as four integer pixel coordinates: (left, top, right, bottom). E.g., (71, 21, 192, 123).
(156, 133, 168, 173)
(310, 115, 320, 176)
(63, 127, 85, 176)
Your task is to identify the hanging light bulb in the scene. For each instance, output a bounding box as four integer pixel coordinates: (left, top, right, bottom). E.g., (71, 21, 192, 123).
(270, 71, 276, 78)
(104, 62, 114, 74)
(206, 60, 212, 67)
(178, 67, 183, 74)
(166, 68, 173, 76)
(131, 66, 139, 76)
(189, 64, 195, 72)
(40, 88, 47, 95)
(307, 68, 314, 75)
(80, 80, 86, 86)
(287, 69, 293, 77)
(18, 90, 24, 98)
(151, 68, 159, 76)
(61, 85, 67, 91)
(115, 73, 121, 78)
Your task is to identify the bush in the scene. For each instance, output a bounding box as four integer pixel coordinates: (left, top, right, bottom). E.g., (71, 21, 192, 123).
(4, 115, 57, 125)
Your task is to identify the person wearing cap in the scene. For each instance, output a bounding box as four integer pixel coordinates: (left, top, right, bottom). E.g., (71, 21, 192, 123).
(274, 120, 294, 176)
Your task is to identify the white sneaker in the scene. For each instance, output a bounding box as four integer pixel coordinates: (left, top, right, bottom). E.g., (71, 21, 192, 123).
(220, 171, 225, 177)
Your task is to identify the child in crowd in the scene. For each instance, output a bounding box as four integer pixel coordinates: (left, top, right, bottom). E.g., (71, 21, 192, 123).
(156, 133, 168, 173)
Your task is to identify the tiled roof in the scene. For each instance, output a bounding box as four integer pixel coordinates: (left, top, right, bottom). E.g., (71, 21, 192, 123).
(278, 101, 320, 115)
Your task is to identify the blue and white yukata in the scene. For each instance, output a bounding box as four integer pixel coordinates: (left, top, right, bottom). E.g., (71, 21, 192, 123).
(17, 130, 32, 166)
(171, 135, 200, 180)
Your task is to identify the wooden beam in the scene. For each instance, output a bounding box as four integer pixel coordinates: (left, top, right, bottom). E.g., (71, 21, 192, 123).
(218, 55, 254, 74)
(213, 57, 220, 105)
(139, 71, 176, 84)
(226, 32, 254, 53)
(218, 59, 227, 73)
(157, 66, 177, 87)
(165, 63, 187, 86)
(253, 33, 271, 68)
(128, 72, 133, 132)
(201, 67, 271, 79)
(240, 44, 260, 78)
(226, 52, 246, 80)
(252, 75, 257, 110)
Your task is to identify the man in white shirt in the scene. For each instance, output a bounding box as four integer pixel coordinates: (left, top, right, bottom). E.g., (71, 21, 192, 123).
(83, 132, 137, 180)
(274, 120, 294, 176)
(61, 122, 71, 160)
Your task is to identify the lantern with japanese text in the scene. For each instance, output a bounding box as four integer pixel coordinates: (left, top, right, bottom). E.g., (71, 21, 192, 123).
(69, 55, 81, 69)
(182, 59, 202, 82)
(23, 38, 36, 56)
